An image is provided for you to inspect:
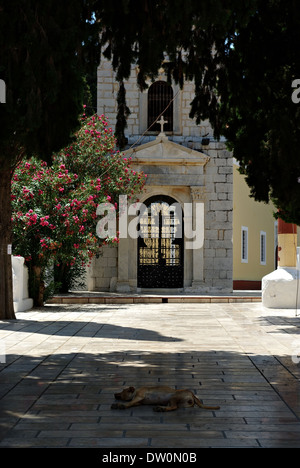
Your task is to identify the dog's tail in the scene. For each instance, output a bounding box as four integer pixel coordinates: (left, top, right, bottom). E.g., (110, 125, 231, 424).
(193, 395, 220, 410)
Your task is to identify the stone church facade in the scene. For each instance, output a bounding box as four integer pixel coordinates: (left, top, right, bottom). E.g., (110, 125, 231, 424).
(86, 57, 233, 293)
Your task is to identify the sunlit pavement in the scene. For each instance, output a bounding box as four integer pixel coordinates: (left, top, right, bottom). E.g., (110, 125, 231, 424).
(0, 301, 300, 448)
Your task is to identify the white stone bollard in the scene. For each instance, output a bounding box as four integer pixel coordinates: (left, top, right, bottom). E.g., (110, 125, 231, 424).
(12, 256, 33, 312)
(262, 267, 300, 309)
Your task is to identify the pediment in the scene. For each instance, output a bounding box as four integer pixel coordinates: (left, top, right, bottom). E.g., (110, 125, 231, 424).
(125, 135, 210, 166)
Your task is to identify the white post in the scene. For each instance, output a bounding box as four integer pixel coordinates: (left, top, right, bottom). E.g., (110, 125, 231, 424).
(12, 256, 33, 312)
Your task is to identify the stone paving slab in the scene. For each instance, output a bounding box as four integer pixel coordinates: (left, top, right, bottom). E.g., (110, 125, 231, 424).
(0, 302, 300, 448)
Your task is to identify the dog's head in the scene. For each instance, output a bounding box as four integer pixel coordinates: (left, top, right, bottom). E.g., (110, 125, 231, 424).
(114, 386, 135, 401)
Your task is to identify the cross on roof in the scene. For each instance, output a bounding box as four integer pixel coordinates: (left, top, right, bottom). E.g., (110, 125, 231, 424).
(157, 115, 168, 134)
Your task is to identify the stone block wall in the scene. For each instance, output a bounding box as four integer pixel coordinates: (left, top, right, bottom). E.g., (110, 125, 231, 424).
(87, 245, 118, 291)
(96, 57, 233, 293)
(97, 57, 215, 143)
(203, 145, 233, 291)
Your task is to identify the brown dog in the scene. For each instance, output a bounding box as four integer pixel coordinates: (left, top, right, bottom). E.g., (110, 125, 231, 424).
(111, 385, 220, 412)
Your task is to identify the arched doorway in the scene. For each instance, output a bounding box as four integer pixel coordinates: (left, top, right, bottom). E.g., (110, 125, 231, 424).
(137, 195, 184, 288)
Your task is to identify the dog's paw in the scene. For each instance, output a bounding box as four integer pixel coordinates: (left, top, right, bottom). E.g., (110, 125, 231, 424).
(111, 403, 126, 410)
(153, 406, 165, 412)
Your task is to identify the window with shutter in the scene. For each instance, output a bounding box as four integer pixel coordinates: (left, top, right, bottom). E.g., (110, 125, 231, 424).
(241, 226, 248, 263)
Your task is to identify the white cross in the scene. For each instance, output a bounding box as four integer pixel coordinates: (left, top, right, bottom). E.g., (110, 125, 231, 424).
(157, 115, 168, 134)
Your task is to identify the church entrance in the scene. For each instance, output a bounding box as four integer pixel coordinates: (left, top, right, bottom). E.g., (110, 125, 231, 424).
(137, 196, 184, 288)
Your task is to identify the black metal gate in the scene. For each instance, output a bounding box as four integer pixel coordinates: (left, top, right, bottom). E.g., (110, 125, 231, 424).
(137, 196, 184, 288)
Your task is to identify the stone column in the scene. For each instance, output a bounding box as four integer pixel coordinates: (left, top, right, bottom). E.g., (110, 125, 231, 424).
(116, 236, 131, 292)
(189, 186, 205, 289)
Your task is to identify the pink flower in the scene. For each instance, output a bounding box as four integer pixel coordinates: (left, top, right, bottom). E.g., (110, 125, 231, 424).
(40, 239, 48, 249)
(25, 211, 38, 226)
(40, 216, 50, 227)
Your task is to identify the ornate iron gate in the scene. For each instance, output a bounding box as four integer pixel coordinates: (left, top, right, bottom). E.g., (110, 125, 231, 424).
(137, 196, 184, 288)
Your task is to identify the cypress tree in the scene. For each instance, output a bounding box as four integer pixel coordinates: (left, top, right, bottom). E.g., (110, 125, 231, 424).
(96, 0, 300, 223)
(2, 0, 300, 318)
(0, 0, 98, 318)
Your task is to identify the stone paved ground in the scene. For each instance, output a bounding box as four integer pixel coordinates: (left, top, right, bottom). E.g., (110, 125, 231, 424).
(0, 301, 300, 448)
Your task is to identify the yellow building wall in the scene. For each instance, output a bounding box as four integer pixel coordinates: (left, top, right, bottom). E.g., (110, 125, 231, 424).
(233, 162, 277, 288)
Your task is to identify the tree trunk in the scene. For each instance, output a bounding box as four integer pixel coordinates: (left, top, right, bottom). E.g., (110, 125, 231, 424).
(31, 265, 45, 307)
(0, 169, 16, 319)
(54, 262, 71, 293)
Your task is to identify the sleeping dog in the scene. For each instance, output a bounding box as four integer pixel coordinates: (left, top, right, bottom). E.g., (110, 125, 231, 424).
(111, 385, 220, 412)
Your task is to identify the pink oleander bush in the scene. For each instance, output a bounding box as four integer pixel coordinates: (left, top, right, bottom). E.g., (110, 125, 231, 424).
(11, 112, 146, 305)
